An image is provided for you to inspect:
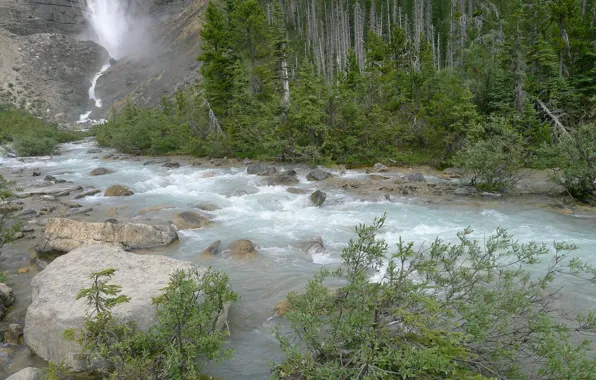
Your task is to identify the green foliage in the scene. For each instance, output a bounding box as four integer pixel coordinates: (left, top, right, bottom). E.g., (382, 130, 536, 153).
(41, 361, 73, 380)
(0, 108, 83, 156)
(540, 124, 596, 203)
(0, 272, 6, 283)
(275, 215, 596, 379)
(67, 267, 237, 379)
(0, 175, 20, 257)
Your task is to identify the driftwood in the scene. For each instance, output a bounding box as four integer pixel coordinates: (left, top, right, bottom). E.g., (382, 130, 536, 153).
(536, 99, 573, 141)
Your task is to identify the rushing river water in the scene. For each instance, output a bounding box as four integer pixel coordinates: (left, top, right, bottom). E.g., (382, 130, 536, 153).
(1, 141, 596, 378)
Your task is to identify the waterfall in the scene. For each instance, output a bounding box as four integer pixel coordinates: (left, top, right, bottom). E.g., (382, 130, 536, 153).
(82, 0, 131, 59)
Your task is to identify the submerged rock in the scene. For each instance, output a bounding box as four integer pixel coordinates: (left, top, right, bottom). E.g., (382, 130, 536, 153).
(43, 175, 56, 182)
(311, 190, 327, 207)
(287, 187, 309, 194)
(4, 324, 24, 345)
(228, 239, 259, 259)
(173, 211, 209, 230)
(104, 185, 134, 197)
(263, 170, 300, 186)
(89, 167, 114, 176)
(36, 218, 178, 253)
(74, 189, 101, 199)
(24, 245, 218, 371)
(87, 148, 102, 154)
(137, 204, 174, 215)
(195, 202, 220, 212)
(307, 169, 333, 181)
(5, 367, 43, 380)
(32, 168, 41, 177)
(297, 236, 325, 256)
(373, 163, 388, 172)
(162, 162, 180, 169)
(200, 240, 222, 257)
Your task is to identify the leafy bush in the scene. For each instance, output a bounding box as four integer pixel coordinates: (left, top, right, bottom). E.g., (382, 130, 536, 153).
(12, 134, 56, 156)
(454, 134, 526, 191)
(64, 267, 237, 379)
(274, 215, 596, 379)
(541, 124, 596, 204)
(0, 175, 20, 257)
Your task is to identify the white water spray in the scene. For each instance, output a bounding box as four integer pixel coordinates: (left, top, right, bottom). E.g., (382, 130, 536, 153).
(82, 0, 131, 59)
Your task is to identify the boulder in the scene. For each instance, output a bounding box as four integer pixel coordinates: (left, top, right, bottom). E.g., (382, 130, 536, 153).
(297, 236, 325, 256)
(373, 163, 389, 172)
(406, 172, 426, 182)
(143, 158, 170, 166)
(4, 323, 24, 344)
(36, 218, 178, 253)
(369, 174, 390, 181)
(0, 282, 14, 319)
(32, 169, 41, 177)
(307, 169, 333, 181)
(247, 163, 277, 176)
(5, 367, 43, 380)
(24, 245, 216, 371)
(162, 162, 180, 169)
(195, 202, 220, 212)
(137, 204, 174, 215)
(200, 240, 222, 257)
(17, 185, 82, 197)
(89, 167, 114, 176)
(43, 175, 56, 182)
(172, 211, 209, 230)
(263, 170, 300, 186)
(454, 187, 472, 196)
(311, 190, 327, 207)
(228, 239, 258, 259)
(74, 189, 101, 199)
(104, 185, 134, 197)
(87, 148, 102, 154)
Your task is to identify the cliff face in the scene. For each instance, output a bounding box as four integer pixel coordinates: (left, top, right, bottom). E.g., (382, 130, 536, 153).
(0, 0, 85, 35)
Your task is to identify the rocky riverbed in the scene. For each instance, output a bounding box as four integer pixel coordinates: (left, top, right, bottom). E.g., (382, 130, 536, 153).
(1, 140, 595, 378)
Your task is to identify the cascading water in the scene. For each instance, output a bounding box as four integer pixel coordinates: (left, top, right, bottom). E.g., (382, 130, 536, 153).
(77, 0, 132, 123)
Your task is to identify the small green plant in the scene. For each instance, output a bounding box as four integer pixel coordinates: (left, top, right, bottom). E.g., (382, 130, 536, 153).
(41, 361, 73, 380)
(0, 175, 21, 257)
(0, 272, 6, 283)
(66, 267, 237, 379)
(274, 215, 596, 379)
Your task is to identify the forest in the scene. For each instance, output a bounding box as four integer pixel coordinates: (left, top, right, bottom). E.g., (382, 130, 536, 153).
(95, 0, 596, 201)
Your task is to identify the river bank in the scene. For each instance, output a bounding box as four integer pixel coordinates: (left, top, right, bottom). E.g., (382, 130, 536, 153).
(1, 139, 595, 378)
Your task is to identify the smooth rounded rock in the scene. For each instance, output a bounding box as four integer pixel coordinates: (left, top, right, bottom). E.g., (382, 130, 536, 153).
(104, 185, 133, 197)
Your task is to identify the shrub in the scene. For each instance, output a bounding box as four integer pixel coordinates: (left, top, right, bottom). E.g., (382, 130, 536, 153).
(0, 175, 20, 257)
(274, 215, 596, 379)
(12, 134, 56, 156)
(454, 134, 526, 191)
(65, 267, 237, 379)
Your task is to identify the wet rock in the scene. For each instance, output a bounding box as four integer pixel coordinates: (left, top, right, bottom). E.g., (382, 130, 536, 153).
(24, 245, 219, 371)
(89, 167, 114, 176)
(43, 175, 56, 182)
(3, 324, 24, 345)
(373, 163, 388, 172)
(104, 219, 118, 224)
(86, 148, 102, 154)
(20, 209, 37, 217)
(406, 172, 426, 182)
(137, 204, 174, 215)
(55, 179, 67, 184)
(195, 202, 220, 212)
(228, 239, 258, 259)
(16, 266, 30, 274)
(102, 154, 114, 159)
(482, 192, 502, 199)
(31, 258, 48, 271)
(200, 240, 222, 257)
(297, 236, 325, 256)
(247, 163, 277, 176)
(369, 174, 390, 181)
(454, 187, 472, 196)
(0, 283, 14, 320)
(18, 185, 82, 197)
(67, 207, 93, 216)
(242, 158, 252, 165)
(143, 158, 170, 166)
(104, 185, 134, 197)
(173, 211, 209, 230)
(307, 169, 333, 181)
(263, 170, 300, 186)
(274, 299, 291, 317)
(5, 367, 43, 380)
(41, 195, 56, 201)
(287, 187, 308, 194)
(162, 162, 180, 169)
(310, 190, 327, 207)
(32, 168, 41, 177)
(36, 218, 178, 253)
(74, 189, 101, 199)
(14, 231, 24, 240)
(39, 206, 56, 215)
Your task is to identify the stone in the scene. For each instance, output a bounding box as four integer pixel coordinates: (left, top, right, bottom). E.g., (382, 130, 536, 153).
(4, 324, 24, 344)
(286, 187, 309, 194)
(31, 258, 48, 271)
(16, 266, 30, 274)
(482, 192, 502, 199)
(306, 169, 333, 181)
(0, 201, 22, 213)
(67, 207, 93, 216)
(263, 170, 300, 186)
(104, 219, 118, 224)
(454, 187, 471, 196)
(74, 189, 101, 199)
(195, 202, 220, 212)
(200, 240, 222, 257)
(172, 211, 209, 230)
(17, 185, 81, 197)
(32, 168, 41, 177)
(143, 158, 170, 166)
(20, 209, 37, 217)
(310, 190, 327, 207)
(43, 175, 56, 182)
(369, 174, 390, 181)
(442, 168, 461, 179)
(406, 172, 426, 182)
(373, 163, 389, 172)
(5, 367, 43, 380)
(137, 205, 174, 215)
(297, 236, 325, 256)
(39, 206, 56, 215)
(228, 239, 258, 259)
(89, 167, 114, 176)
(24, 245, 221, 371)
(242, 158, 252, 165)
(86, 148, 102, 153)
(247, 163, 277, 176)
(104, 185, 134, 197)
(162, 162, 180, 169)
(41, 195, 56, 201)
(36, 218, 178, 253)
(0, 282, 14, 319)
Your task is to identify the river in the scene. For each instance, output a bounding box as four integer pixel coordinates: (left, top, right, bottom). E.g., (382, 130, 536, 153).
(1, 141, 595, 378)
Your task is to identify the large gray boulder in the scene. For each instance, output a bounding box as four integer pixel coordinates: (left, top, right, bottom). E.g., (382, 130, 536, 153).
(24, 245, 213, 371)
(36, 218, 178, 253)
(307, 169, 333, 181)
(5, 367, 43, 380)
(247, 163, 277, 176)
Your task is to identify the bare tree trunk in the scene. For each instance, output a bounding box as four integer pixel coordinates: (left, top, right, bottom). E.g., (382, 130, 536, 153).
(354, 2, 365, 72)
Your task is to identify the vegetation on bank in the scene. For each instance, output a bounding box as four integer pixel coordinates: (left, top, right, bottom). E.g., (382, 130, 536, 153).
(0, 175, 20, 259)
(0, 106, 83, 156)
(45, 216, 596, 379)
